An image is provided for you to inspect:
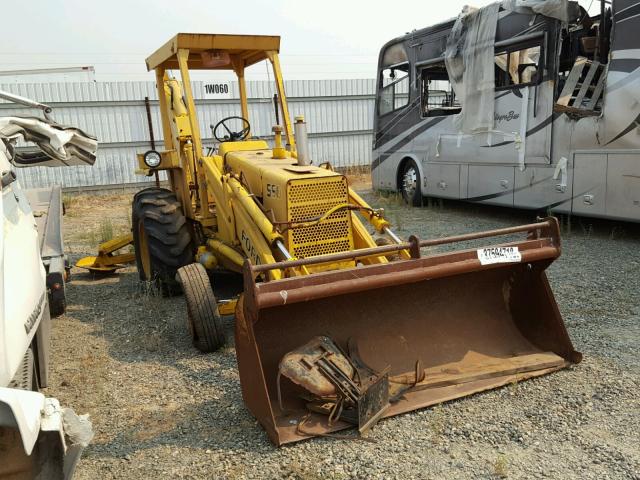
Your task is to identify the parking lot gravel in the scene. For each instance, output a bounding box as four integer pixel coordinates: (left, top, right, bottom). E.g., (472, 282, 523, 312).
(47, 190, 640, 479)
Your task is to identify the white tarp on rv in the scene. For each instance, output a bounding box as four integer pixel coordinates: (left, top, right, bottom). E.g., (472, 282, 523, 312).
(445, 0, 569, 133)
(502, 0, 569, 22)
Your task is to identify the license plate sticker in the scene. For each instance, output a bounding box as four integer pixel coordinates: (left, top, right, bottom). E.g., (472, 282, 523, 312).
(477, 246, 522, 265)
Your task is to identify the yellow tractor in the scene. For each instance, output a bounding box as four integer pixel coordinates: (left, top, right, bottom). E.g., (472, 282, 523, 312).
(80, 33, 581, 445)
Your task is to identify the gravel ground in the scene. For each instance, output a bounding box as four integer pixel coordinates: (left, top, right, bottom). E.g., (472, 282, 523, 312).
(46, 190, 640, 479)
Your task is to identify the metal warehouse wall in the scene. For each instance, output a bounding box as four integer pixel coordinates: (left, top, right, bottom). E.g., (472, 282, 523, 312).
(0, 79, 376, 189)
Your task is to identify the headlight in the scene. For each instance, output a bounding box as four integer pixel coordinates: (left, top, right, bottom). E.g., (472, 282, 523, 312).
(143, 150, 161, 168)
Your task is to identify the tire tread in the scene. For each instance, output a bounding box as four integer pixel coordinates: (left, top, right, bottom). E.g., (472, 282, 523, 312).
(132, 187, 194, 294)
(177, 263, 225, 352)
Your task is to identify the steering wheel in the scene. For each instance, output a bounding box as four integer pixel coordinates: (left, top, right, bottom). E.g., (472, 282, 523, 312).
(211, 116, 251, 142)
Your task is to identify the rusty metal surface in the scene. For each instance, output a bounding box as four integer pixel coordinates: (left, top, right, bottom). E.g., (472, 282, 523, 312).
(253, 242, 557, 310)
(357, 372, 390, 434)
(251, 218, 560, 275)
(235, 218, 581, 446)
(279, 336, 355, 398)
(278, 336, 391, 435)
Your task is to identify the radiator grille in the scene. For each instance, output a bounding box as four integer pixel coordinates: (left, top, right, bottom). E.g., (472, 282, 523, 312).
(287, 176, 353, 259)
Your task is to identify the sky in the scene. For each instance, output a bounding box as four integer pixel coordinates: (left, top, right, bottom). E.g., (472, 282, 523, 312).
(0, 0, 600, 82)
(0, 0, 495, 82)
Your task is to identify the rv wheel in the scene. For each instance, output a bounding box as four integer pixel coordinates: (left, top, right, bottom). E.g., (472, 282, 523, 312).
(400, 159, 422, 207)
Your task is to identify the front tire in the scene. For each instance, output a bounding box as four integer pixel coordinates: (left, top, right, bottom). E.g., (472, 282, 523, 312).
(132, 187, 194, 296)
(176, 263, 225, 352)
(400, 160, 422, 207)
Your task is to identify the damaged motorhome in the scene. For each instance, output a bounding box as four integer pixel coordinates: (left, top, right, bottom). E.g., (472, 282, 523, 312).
(373, 0, 640, 222)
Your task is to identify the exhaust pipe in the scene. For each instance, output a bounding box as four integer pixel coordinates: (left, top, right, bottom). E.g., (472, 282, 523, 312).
(294, 115, 311, 166)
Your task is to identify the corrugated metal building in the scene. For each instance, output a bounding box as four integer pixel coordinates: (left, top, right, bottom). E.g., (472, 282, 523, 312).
(0, 79, 377, 189)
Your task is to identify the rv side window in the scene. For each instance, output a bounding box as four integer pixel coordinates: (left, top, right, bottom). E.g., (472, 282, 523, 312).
(420, 63, 461, 117)
(494, 45, 541, 89)
(378, 64, 410, 116)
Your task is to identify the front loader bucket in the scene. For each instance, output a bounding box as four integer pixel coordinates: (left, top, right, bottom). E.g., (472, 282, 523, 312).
(235, 218, 581, 446)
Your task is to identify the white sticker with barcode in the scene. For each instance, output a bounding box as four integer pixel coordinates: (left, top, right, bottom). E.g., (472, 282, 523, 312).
(477, 246, 522, 265)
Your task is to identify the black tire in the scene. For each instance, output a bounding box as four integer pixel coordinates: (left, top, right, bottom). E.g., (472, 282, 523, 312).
(399, 159, 422, 207)
(132, 187, 194, 296)
(47, 271, 66, 317)
(48, 290, 66, 317)
(176, 263, 225, 352)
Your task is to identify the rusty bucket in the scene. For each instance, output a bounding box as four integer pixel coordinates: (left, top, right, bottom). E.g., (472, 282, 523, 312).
(235, 218, 581, 446)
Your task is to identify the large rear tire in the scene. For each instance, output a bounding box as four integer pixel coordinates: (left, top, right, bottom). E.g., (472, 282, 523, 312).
(176, 263, 225, 352)
(400, 159, 422, 207)
(132, 187, 194, 296)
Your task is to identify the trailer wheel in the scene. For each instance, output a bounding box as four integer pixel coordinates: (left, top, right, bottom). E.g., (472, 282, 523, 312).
(399, 159, 422, 207)
(48, 288, 66, 318)
(176, 263, 225, 352)
(132, 187, 194, 296)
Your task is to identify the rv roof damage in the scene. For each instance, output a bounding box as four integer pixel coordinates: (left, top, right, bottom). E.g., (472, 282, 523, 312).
(443, 0, 596, 133)
(372, 0, 638, 222)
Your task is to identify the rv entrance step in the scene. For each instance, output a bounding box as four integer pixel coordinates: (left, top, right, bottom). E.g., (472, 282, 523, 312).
(555, 56, 606, 116)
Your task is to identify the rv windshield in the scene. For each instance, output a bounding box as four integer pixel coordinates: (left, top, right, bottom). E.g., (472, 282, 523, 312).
(379, 64, 409, 116)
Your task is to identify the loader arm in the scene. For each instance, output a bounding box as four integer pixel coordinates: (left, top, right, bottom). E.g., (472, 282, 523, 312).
(348, 187, 412, 260)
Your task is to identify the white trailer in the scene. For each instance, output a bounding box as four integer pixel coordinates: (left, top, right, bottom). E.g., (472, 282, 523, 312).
(0, 92, 96, 479)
